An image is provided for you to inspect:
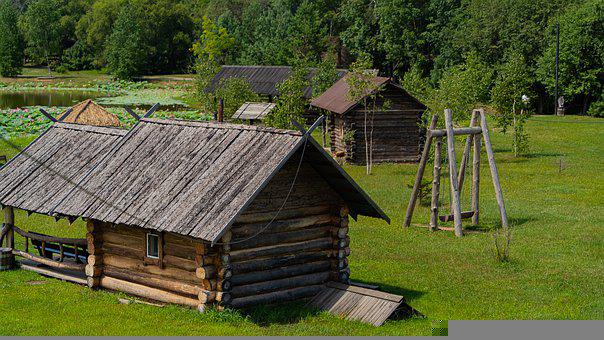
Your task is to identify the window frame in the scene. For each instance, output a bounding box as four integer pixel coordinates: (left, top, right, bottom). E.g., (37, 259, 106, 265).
(146, 233, 160, 259)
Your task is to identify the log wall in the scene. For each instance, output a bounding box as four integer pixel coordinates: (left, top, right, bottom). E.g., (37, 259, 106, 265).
(222, 157, 350, 308)
(329, 84, 425, 164)
(85, 155, 353, 310)
(88, 220, 219, 311)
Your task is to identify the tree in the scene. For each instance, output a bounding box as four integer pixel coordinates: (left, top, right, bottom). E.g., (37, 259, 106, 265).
(492, 50, 532, 157)
(20, 0, 63, 74)
(288, 0, 329, 64)
(0, 0, 23, 77)
(537, 0, 603, 115)
(214, 78, 260, 119)
(193, 16, 236, 115)
(265, 65, 310, 130)
(76, 0, 127, 68)
(431, 51, 493, 119)
(105, 4, 147, 79)
(192, 16, 235, 64)
(346, 54, 378, 174)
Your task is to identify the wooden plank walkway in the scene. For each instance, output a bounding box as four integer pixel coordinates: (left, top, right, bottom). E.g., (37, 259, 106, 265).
(309, 281, 407, 326)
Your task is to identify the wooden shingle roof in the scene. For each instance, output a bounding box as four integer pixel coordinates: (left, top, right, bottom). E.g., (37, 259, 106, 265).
(310, 75, 391, 114)
(206, 65, 347, 99)
(310, 75, 426, 115)
(50, 119, 388, 242)
(232, 102, 276, 120)
(58, 100, 121, 127)
(0, 123, 126, 215)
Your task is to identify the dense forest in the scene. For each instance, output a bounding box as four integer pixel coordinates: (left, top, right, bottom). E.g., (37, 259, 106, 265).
(0, 0, 601, 116)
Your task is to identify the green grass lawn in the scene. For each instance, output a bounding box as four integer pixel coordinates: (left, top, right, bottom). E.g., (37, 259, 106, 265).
(0, 115, 602, 335)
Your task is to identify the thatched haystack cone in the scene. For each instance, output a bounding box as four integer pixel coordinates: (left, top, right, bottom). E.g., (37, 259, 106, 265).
(59, 99, 121, 127)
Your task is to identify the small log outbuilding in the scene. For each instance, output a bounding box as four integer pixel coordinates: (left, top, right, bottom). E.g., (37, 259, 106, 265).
(311, 76, 427, 164)
(1, 118, 389, 311)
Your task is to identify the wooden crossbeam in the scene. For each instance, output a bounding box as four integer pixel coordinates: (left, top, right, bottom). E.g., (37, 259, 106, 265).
(39, 108, 57, 122)
(57, 108, 73, 122)
(429, 126, 482, 137)
(125, 107, 141, 121)
(143, 103, 160, 118)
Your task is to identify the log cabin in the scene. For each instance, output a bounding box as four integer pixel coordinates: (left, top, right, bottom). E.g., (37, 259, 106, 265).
(310, 75, 427, 164)
(0, 117, 390, 312)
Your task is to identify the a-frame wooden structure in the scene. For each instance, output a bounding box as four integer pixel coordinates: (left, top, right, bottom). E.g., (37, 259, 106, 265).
(403, 108, 508, 237)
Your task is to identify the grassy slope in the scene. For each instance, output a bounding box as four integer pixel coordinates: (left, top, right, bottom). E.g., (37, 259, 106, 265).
(0, 115, 602, 335)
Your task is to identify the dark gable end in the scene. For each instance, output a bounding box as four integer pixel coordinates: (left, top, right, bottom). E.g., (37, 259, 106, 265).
(50, 119, 388, 242)
(0, 123, 127, 215)
(310, 75, 426, 114)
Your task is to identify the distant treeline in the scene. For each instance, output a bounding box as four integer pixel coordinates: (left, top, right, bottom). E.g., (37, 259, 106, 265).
(0, 0, 601, 115)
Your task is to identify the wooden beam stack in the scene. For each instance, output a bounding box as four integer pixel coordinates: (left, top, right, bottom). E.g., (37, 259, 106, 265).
(333, 206, 350, 284)
(86, 220, 103, 288)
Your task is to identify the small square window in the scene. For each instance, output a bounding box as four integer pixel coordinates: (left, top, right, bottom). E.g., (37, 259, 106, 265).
(147, 233, 159, 259)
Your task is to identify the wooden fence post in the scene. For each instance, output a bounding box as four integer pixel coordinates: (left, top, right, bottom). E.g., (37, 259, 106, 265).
(444, 109, 463, 237)
(479, 110, 508, 229)
(430, 137, 442, 231)
(403, 114, 439, 228)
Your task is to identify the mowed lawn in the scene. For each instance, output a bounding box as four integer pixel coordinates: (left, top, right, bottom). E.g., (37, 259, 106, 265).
(0, 115, 602, 335)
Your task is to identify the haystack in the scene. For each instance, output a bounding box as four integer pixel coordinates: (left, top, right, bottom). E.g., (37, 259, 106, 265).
(59, 99, 121, 127)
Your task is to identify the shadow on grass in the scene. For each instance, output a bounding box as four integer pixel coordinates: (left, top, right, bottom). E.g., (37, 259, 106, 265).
(240, 300, 322, 326)
(238, 284, 427, 326)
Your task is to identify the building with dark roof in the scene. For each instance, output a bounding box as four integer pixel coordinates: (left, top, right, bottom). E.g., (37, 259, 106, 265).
(311, 75, 427, 164)
(206, 65, 347, 99)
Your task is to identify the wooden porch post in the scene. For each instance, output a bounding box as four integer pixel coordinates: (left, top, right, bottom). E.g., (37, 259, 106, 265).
(3, 206, 14, 248)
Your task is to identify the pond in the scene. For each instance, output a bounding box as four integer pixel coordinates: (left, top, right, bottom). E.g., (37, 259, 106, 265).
(0, 90, 109, 109)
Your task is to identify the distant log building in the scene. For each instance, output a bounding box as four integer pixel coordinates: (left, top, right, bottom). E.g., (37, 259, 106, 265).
(311, 76, 427, 164)
(206, 65, 347, 100)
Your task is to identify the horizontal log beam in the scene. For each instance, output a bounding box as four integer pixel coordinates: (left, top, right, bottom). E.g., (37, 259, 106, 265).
(231, 226, 331, 251)
(13, 226, 86, 246)
(103, 266, 204, 297)
(229, 284, 324, 308)
(229, 238, 332, 262)
(231, 214, 335, 238)
(100, 276, 199, 307)
(430, 127, 482, 137)
(230, 260, 332, 286)
(231, 271, 330, 298)
(13, 249, 86, 271)
(230, 250, 331, 274)
(103, 254, 196, 283)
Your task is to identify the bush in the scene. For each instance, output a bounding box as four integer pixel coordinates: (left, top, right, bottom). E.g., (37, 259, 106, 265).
(213, 77, 259, 119)
(587, 94, 604, 117)
(62, 40, 95, 71)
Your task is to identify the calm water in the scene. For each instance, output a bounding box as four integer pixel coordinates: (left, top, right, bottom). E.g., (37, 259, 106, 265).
(0, 90, 107, 109)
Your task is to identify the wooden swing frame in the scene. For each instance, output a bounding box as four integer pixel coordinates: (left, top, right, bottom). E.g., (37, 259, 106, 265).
(403, 108, 508, 237)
